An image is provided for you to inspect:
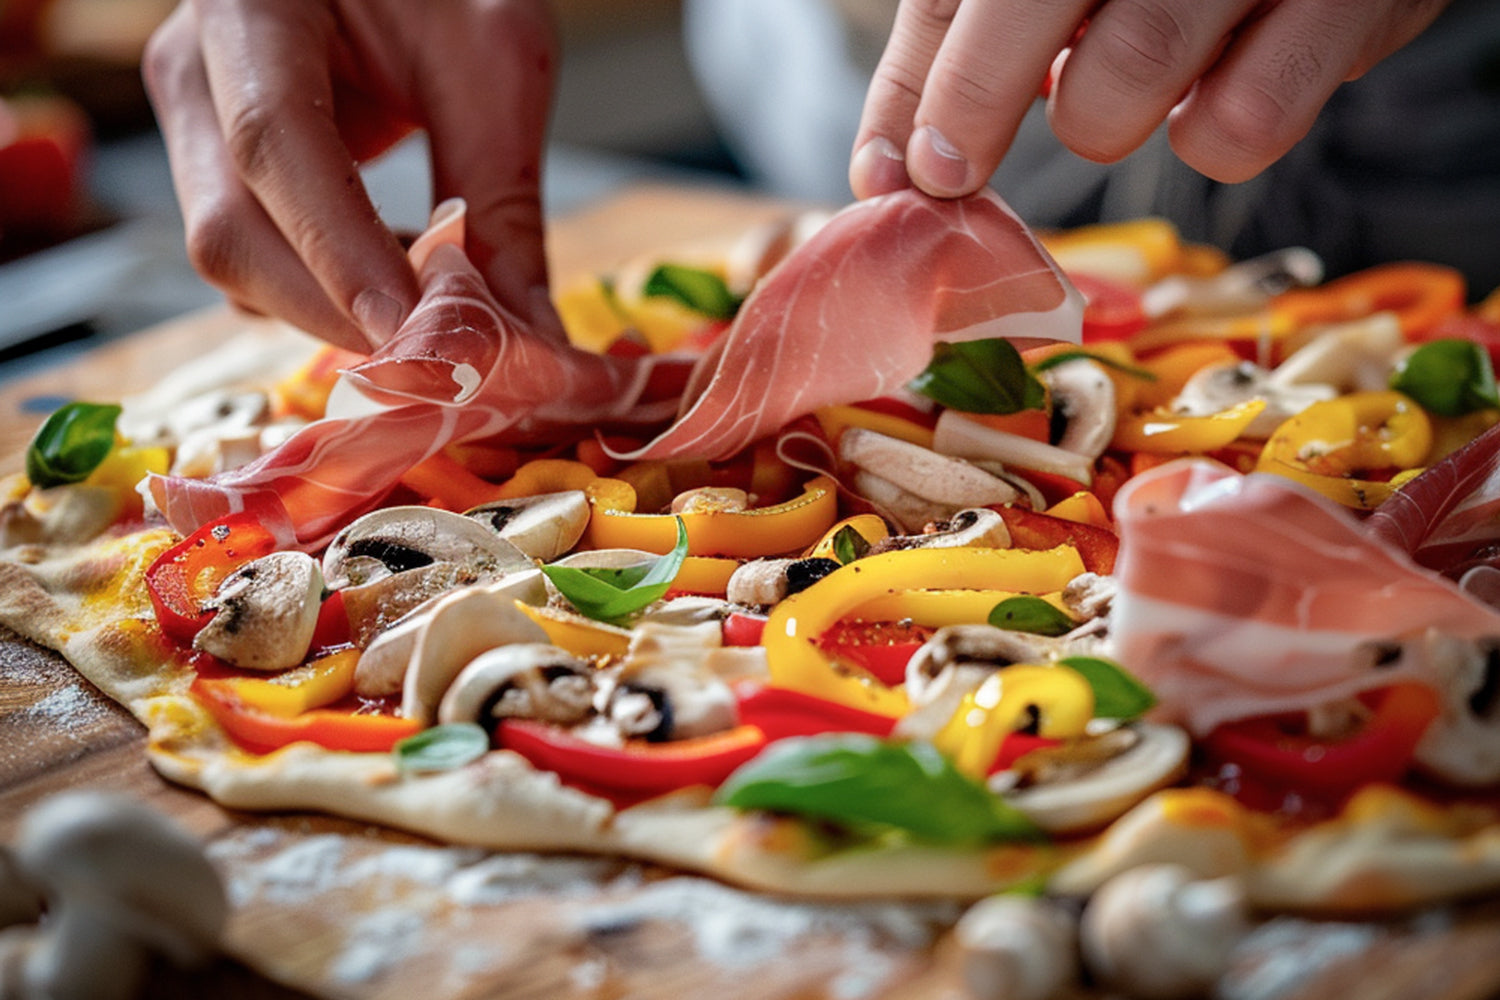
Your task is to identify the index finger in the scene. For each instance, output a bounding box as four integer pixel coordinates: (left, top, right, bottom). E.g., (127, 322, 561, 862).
(192, 0, 419, 343)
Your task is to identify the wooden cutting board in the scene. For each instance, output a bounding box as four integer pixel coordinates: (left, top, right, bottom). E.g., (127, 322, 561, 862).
(3, 184, 1500, 1000)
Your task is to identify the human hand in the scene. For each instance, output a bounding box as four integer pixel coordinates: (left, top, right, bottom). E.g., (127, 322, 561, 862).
(850, 0, 1452, 200)
(144, 0, 556, 352)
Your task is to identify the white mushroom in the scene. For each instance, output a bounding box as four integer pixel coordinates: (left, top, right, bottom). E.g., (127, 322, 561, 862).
(322, 505, 532, 588)
(671, 487, 751, 514)
(400, 583, 552, 725)
(1039, 357, 1116, 460)
(1, 486, 122, 549)
(726, 557, 841, 607)
(869, 507, 1009, 553)
(993, 723, 1191, 834)
(192, 551, 324, 671)
(1080, 864, 1250, 1000)
(6, 792, 227, 1000)
(1061, 572, 1115, 622)
(464, 490, 591, 562)
(932, 411, 1095, 486)
(601, 628, 740, 741)
(1270, 311, 1406, 392)
(1171, 359, 1336, 438)
(840, 428, 1020, 531)
(1141, 246, 1323, 318)
(896, 626, 1063, 742)
(341, 560, 521, 649)
(955, 895, 1079, 1000)
(438, 643, 597, 729)
(353, 569, 547, 698)
(1412, 632, 1500, 786)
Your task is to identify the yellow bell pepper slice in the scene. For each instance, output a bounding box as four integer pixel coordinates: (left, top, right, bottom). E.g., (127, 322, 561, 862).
(1128, 310, 1297, 353)
(587, 475, 838, 558)
(1042, 218, 1182, 284)
(763, 545, 1086, 717)
(1112, 398, 1266, 454)
(804, 514, 891, 560)
(515, 602, 631, 658)
(933, 664, 1095, 777)
(202, 648, 358, 718)
(851, 588, 1073, 629)
(815, 405, 934, 449)
(1256, 390, 1433, 509)
(672, 555, 739, 596)
(496, 459, 600, 499)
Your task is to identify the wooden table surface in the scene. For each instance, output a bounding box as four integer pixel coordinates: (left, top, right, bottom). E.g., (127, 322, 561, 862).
(4, 184, 1500, 1000)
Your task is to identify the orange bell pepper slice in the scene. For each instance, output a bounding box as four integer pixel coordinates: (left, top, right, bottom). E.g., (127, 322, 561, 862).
(191, 677, 421, 754)
(1272, 262, 1466, 337)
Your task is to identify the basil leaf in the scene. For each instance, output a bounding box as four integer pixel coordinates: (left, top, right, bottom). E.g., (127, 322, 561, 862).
(831, 524, 870, 565)
(909, 339, 1047, 415)
(643, 263, 741, 320)
(1059, 655, 1156, 720)
(394, 722, 490, 773)
(1390, 339, 1500, 416)
(988, 596, 1076, 637)
(25, 401, 122, 488)
(542, 517, 688, 622)
(1030, 349, 1157, 382)
(715, 734, 1041, 845)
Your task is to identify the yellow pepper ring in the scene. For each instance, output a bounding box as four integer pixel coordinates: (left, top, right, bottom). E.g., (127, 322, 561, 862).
(933, 664, 1096, 778)
(1112, 398, 1266, 454)
(762, 545, 1087, 718)
(495, 459, 600, 500)
(586, 475, 838, 558)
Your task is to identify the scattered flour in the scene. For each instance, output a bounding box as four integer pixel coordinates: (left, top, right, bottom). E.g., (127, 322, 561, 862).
(22, 684, 109, 727)
(328, 909, 429, 984)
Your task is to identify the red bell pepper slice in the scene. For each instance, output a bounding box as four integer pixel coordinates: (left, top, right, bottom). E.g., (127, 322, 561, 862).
(495, 719, 768, 804)
(816, 619, 932, 687)
(308, 590, 351, 652)
(191, 678, 421, 754)
(145, 513, 279, 645)
(989, 504, 1120, 575)
(734, 683, 898, 742)
(1072, 273, 1149, 343)
(1202, 682, 1441, 807)
(722, 611, 768, 647)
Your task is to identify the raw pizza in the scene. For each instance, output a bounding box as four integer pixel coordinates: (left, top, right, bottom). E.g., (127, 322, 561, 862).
(5, 187, 1500, 963)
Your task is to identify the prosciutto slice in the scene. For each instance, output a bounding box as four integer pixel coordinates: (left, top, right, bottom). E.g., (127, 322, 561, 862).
(147, 201, 686, 548)
(615, 187, 1083, 461)
(1109, 460, 1500, 734)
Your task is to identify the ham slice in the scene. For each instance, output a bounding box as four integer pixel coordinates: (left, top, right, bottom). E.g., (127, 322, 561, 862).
(146, 201, 687, 548)
(1109, 460, 1500, 734)
(615, 187, 1083, 461)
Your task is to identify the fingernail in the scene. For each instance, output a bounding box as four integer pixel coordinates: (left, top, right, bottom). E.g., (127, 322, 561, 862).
(909, 125, 972, 196)
(353, 288, 404, 347)
(850, 136, 909, 197)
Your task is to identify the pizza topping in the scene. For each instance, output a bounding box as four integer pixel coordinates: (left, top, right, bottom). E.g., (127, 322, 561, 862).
(391, 722, 491, 774)
(1037, 357, 1117, 461)
(602, 646, 739, 743)
(902, 625, 1065, 724)
(24, 402, 123, 490)
(955, 895, 1080, 1000)
(322, 505, 532, 588)
(1390, 338, 1500, 418)
(191, 551, 325, 672)
(1079, 864, 1250, 1000)
(868, 507, 1010, 554)
(932, 411, 1095, 487)
(463, 490, 591, 562)
(994, 723, 1190, 835)
(144, 512, 280, 645)
(541, 519, 689, 624)
(1411, 633, 1500, 786)
(931, 665, 1096, 778)
(840, 428, 1021, 532)
(436, 644, 596, 731)
(1169, 360, 1337, 439)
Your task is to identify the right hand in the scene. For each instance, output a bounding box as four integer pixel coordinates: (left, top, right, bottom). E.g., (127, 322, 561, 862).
(144, 0, 557, 352)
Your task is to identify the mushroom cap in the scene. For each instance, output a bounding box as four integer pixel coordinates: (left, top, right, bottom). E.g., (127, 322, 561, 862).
(192, 550, 325, 671)
(956, 895, 1079, 1000)
(14, 793, 227, 966)
(323, 505, 532, 587)
(437, 643, 595, 727)
(465, 491, 591, 562)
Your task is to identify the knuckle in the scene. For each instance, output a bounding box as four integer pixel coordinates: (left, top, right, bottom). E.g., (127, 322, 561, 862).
(473, 0, 558, 58)
(928, 59, 1008, 119)
(221, 101, 286, 182)
(183, 203, 248, 290)
(902, 0, 964, 29)
(139, 14, 194, 100)
(1092, 0, 1193, 94)
(1201, 81, 1295, 163)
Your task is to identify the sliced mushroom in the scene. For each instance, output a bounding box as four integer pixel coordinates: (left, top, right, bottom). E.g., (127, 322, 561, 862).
(933, 411, 1095, 486)
(1141, 246, 1323, 318)
(601, 628, 739, 741)
(840, 428, 1020, 516)
(1040, 357, 1116, 460)
(1412, 632, 1500, 786)
(1171, 359, 1336, 438)
(192, 551, 324, 671)
(638, 595, 733, 627)
(868, 507, 1009, 554)
(438, 643, 596, 729)
(9, 792, 227, 1000)
(1, 487, 122, 549)
(322, 505, 532, 588)
(1270, 311, 1405, 392)
(992, 723, 1191, 834)
(400, 582, 552, 725)
(955, 895, 1079, 1000)
(671, 487, 750, 514)
(726, 556, 840, 607)
(1081, 864, 1250, 1000)
(353, 569, 547, 698)
(342, 560, 517, 649)
(464, 491, 591, 562)
(896, 626, 1064, 742)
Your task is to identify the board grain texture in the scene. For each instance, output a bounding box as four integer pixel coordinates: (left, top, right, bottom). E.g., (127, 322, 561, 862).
(2, 185, 1500, 1000)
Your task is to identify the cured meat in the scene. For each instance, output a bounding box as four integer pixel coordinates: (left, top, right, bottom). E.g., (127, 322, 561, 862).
(616, 187, 1083, 461)
(146, 201, 687, 549)
(1366, 420, 1500, 581)
(1109, 460, 1500, 734)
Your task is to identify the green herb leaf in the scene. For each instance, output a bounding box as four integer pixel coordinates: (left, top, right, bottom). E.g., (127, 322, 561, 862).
(542, 517, 689, 622)
(394, 722, 491, 773)
(1058, 655, 1156, 720)
(830, 524, 870, 565)
(909, 339, 1048, 415)
(988, 596, 1076, 637)
(643, 263, 741, 320)
(1390, 339, 1500, 416)
(25, 401, 122, 488)
(715, 734, 1041, 845)
(1030, 349, 1157, 382)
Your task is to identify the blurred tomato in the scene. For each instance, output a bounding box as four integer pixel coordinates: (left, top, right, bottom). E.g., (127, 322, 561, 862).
(0, 92, 90, 239)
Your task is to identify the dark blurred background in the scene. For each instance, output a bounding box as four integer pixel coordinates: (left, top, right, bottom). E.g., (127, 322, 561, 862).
(0, 0, 745, 380)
